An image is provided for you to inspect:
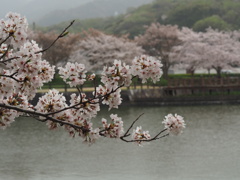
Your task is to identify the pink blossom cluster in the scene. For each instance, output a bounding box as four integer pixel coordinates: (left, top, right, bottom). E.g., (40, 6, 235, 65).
(69, 93, 100, 120)
(0, 13, 56, 129)
(101, 114, 124, 138)
(95, 85, 122, 110)
(0, 93, 29, 129)
(101, 60, 132, 89)
(162, 114, 186, 135)
(0, 108, 19, 129)
(132, 126, 151, 146)
(58, 62, 87, 87)
(131, 55, 163, 83)
(2, 40, 55, 99)
(0, 12, 28, 48)
(66, 119, 100, 144)
(0, 71, 15, 98)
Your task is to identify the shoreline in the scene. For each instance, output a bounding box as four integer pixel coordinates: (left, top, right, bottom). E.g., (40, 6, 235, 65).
(33, 88, 240, 106)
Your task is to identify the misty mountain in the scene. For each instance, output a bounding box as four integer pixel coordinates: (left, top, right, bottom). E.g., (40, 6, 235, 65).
(0, 0, 93, 22)
(36, 0, 154, 26)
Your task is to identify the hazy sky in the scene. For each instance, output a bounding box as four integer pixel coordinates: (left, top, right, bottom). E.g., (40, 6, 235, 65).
(0, 0, 92, 21)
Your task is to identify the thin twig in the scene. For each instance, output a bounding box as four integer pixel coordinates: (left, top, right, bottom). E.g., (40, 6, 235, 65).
(0, 44, 11, 62)
(36, 20, 75, 54)
(120, 130, 169, 143)
(1, 20, 75, 64)
(122, 113, 144, 137)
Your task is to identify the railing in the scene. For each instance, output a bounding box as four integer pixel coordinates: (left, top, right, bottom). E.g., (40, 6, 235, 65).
(167, 77, 240, 87)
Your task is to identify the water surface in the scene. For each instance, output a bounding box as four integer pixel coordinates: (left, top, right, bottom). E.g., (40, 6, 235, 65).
(0, 105, 239, 180)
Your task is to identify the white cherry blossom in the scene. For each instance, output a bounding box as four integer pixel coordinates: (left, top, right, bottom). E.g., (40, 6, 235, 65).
(0, 12, 28, 48)
(162, 114, 185, 135)
(132, 126, 151, 146)
(58, 62, 87, 87)
(101, 59, 132, 89)
(101, 114, 124, 138)
(131, 55, 163, 83)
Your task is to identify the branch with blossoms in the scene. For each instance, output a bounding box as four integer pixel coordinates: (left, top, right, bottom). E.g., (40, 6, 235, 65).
(0, 12, 186, 146)
(120, 113, 185, 146)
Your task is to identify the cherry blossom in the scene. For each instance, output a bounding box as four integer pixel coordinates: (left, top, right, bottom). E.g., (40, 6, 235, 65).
(58, 62, 87, 87)
(69, 93, 100, 120)
(0, 12, 28, 48)
(0, 70, 15, 99)
(131, 55, 163, 83)
(95, 85, 122, 110)
(162, 114, 185, 135)
(132, 126, 151, 146)
(0, 108, 19, 129)
(101, 114, 124, 138)
(101, 59, 132, 89)
(0, 93, 29, 129)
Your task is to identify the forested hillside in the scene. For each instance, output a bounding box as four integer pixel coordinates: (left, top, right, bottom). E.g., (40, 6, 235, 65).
(42, 0, 240, 38)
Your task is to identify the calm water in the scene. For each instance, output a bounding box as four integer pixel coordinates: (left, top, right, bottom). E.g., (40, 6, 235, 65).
(0, 105, 240, 180)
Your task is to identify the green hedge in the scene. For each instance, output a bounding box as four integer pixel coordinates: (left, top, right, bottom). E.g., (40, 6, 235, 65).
(41, 73, 240, 89)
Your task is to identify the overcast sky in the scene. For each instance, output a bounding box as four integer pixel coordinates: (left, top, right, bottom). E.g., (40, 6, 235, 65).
(0, 0, 92, 21)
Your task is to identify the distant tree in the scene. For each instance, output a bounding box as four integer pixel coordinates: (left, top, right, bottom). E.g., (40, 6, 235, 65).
(69, 29, 144, 72)
(135, 23, 181, 77)
(202, 28, 240, 77)
(31, 31, 80, 66)
(166, 1, 221, 28)
(193, 15, 231, 32)
(171, 27, 206, 75)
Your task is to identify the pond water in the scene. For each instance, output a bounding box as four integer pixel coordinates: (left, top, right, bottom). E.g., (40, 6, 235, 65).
(0, 105, 240, 180)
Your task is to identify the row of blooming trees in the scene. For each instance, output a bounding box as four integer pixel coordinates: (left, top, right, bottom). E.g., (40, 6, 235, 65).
(174, 27, 240, 77)
(32, 22, 240, 78)
(135, 23, 240, 77)
(69, 29, 144, 72)
(0, 12, 185, 146)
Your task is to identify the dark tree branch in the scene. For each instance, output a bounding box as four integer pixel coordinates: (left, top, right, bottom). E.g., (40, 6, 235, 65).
(0, 103, 89, 132)
(0, 34, 12, 46)
(0, 72, 22, 82)
(0, 102, 169, 143)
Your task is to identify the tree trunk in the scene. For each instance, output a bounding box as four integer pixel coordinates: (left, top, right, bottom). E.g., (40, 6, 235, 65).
(186, 68, 195, 76)
(215, 67, 222, 78)
(162, 57, 170, 79)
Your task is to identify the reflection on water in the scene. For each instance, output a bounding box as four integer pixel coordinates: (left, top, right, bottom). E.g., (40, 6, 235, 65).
(0, 105, 240, 180)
